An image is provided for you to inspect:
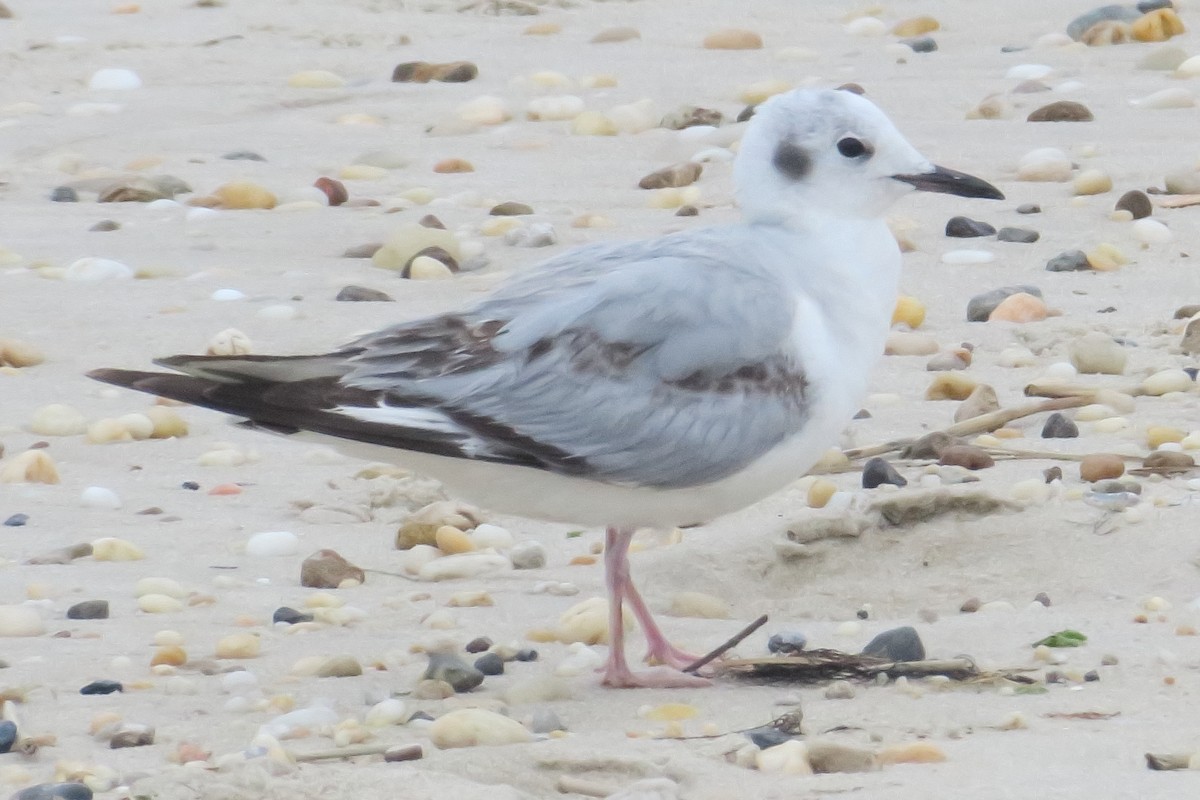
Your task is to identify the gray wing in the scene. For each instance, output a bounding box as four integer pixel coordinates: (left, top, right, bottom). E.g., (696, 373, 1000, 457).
(344, 229, 811, 488)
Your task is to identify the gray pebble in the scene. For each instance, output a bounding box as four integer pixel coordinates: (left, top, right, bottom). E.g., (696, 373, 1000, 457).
(945, 216, 995, 238)
(1041, 412, 1079, 439)
(490, 201, 533, 216)
(996, 226, 1039, 243)
(960, 597, 981, 613)
(1093, 479, 1141, 495)
(746, 726, 794, 749)
(49, 186, 77, 202)
(1034, 592, 1052, 607)
(3, 513, 28, 527)
(514, 648, 539, 662)
(424, 652, 484, 693)
(221, 150, 266, 161)
(824, 680, 855, 700)
(11, 784, 93, 800)
(1016, 202, 1041, 214)
(862, 626, 925, 662)
(272, 606, 313, 625)
(529, 708, 566, 733)
(66, 600, 109, 620)
(901, 35, 937, 52)
(342, 243, 382, 259)
(966, 285, 1043, 321)
(675, 204, 699, 217)
(510, 540, 546, 569)
(862, 457, 907, 489)
(899, 431, 961, 459)
(1115, 189, 1152, 219)
(336, 285, 393, 302)
(473, 652, 504, 676)
(0, 720, 16, 754)
(1045, 250, 1091, 272)
(465, 636, 492, 653)
(1067, 5, 1141, 40)
(767, 631, 808, 655)
(1137, 0, 1173, 11)
(505, 223, 556, 248)
(89, 220, 120, 232)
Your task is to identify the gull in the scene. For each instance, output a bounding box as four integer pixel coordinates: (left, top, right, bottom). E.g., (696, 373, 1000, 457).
(90, 88, 1002, 689)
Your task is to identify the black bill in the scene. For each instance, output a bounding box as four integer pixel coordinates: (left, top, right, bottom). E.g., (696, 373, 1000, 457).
(892, 165, 1004, 200)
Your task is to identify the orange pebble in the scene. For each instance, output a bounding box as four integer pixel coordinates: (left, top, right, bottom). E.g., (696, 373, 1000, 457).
(569, 555, 597, 566)
(150, 646, 188, 667)
(208, 483, 242, 495)
(988, 292, 1048, 323)
(433, 158, 474, 174)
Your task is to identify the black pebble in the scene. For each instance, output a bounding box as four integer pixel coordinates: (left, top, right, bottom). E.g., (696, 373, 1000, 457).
(1041, 412, 1079, 439)
(473, 653, 505, 676)
(80, 680, 123, 695)
(181, 481, 200, 490)
(11, 784, 93, 800)
(861, 626, 925, 662)
(945, 216, 996, 238)
(766, 631, 807, 655)
(1184, 368, 1199, 381)
(901, 35, 937, 52)
(464, 636, 493, 653)
(857, 608, 870, 620)
(1083, 669, 1101, 682)
(736, 104, 757, 123)
(862, 457, 907, 489)
(49, 187, 78, 203)
(66, 600, 109, 620)
(272, 606, 314, 625)
(3, 513, 29, 527)
(336, 285, 394, 302)
(514, 648, 539, 662)
(1046, 250, 1091, 272)
(0, 719, 17, 754)
(1016, 203, 1041, 214)
(996, 226, 1039, 243)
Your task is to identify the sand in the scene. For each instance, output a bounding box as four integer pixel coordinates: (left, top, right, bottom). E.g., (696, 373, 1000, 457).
(2, 1, 1200, 798)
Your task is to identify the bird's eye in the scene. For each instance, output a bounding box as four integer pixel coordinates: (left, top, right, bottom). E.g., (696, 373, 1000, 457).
(837, 137, 872, 159)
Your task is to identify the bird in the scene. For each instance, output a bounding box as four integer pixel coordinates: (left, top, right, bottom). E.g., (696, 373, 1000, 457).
(89, 88, 1002, 689)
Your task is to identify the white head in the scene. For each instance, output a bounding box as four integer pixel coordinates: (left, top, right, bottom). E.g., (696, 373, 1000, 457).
(734, 88, 1001, 225)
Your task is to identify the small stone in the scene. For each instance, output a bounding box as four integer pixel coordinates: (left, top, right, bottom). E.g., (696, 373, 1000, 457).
(404, 251, 458, 280)
(891, 295, 925, 329)
(926, 372, 977, 401)
(878, 742, 947, 765)
(273, 607, 313, 625)
(433, 158, 474, 174)
(1017, 203, 1041, 214)
(287, 69, 345, 88)
(702, 29, 762, 50)
(50, 186, 78, 202)
(28, 404, 87, 436)
(1068, 5, 1141, 39)
(1017, 148, 1072, 182)
(638, 162, 702, 190)
(489, 201, 533, 216)
(0, 719, 16, 754)
(91, 537, 143, 561)
(1042, 413, 1079, 438)
(1139, 44, 1189, 70)
(1074, 168, 1113, 196)
(967, 285, 1043, 321)
(64, 257, 133, 282)
(988, 293, 1047, 323)
(465, 636, 493, 654)
(11, 784, 93, 800)
(885, 331, 939, 356)
(1080, 454, 1125, 482)
(845, 16, 887, 36)
(862, 457, 906, 489)
(1142, 369, 1193, 396)
(806, 478, 837, 509)
(215, 632, 260, 659)
(667, 591, 730, 619)
(0, 605, 46, 637)
(89, 220, 119, 232)
(336, 285, 393, 302)
(89, 67, 142, 90)
(4, 513, 28, 527)
(902, 35, 937, 52)
(996, 227, 1039, 243)
(1131, 8, 1186, 42)
(1069, 332, 1126, 375)
(510, 540, 546, 569)
(945, 216, 995, 238)
(1134, 88, 1196, 110)
(892, 15, 939, 36)
(150, 646, 187, 667)
(474, 652, 504, 676)
(1045, 250, 1090, 273)
(314, 177, 347, 206)
(591, 26, 640, 43)
(67, 600, 109, 620)
(529, 708, 565, 734)
(660, 105, 723, 130)
(80, 680, 123, 695)
(1115, 190, 1153, 219)
(212, 181, 276, 209)
(824, 680, 855, 700)
(316, 655, 363, 678)
(1176, 54, 1200, 78)
(425, 652, 484, 692)
(222, 150, 266, 161)
(938, 445, 995, 470)
(1133, 218, 1173, 245)
(26, 543, 92, 565)
(965, 94, 1011, 120)
(300, 549, 365, 588)
(1165, 169, 1200, 195)
(429, 708, 531, 748)
(756, 740, 813, 775)
(505, 222, 556, 248)
(110, 723, 155, 749)
(391, 60, 478, 83)
(954, 384, 1000, 423)
(1143, 451, 1195, 470)
(960, 597, 981, 613)
(767, 632, 808, 655)
(1182, 319, 1200, 354)
(806, 740, 878, 774)
(1028, 100, 1093, 122)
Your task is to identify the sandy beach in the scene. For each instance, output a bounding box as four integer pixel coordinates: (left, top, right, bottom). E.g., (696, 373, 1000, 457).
(3, 1, 1200, 798)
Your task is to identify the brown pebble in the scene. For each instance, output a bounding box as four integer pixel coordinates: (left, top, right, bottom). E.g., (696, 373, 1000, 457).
(960, 597, 981, 613)
(1115, 189, 1152, 219)
(1043, 466, 1063, 483)
(1180, 318, 1200, 354)
(401, 246, 459, 277)
(675, 205, 699, 217)
(314, 177, 348, 206)
(418, 214, 446, 229)
(702, 28, 763, 50)
(836, 82, 866, 95)
(1142, 451, 1195, 470)
(660, 106, 723, 130)
(342, 242, 382, 258)
(90, 220, 120, 232)
(1034, 592, 1052, 607)
(937, 445, 995, 470)
(899, 431, 961, 459)
(1172, 304, 1200, 319)
(925, 372, 977, 401)
(953, 384, 999, 423)
(300, 549, 366, 588)
(489, 201, 533, 216)
(1027, 101, 1094, 122)
(591, 26, 640, 44)
(392, 61, 478, 83)
(1079, 453, 1125, 482)
(638, 162, 702, 190)
(433, 158, 474, 174)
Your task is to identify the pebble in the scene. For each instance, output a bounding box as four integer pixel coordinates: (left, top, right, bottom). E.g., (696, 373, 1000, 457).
(429, 708, 531, 748)
(1028, 100, 1093, 122)
(80, 680, 123, 695)
(1068, 5, 1140, 40)
(1080, 454, 1125, 482)
(824, 680, 855, 700)
(938, 445, 995, 470)
(1132, 8, 1185, 41)
(67, 600, 110, 620)
(316, 655, 362, 678)
(1, 450, 60, 484)
(639, 162, 703, 190)
(877, 742, 947, 765)
(845, 16, 887, 36)
(1045, 250, 1092, 273)
(1147, 426, 1185, 448)
(661, 105, 723, 130)
(1165, 169, 1200, 195)
(966, 94, 1012, 120)
(91, 537, 144, 561)
(510, 540, 546, 569)
(667, 591, 730, 619)
(940, 249, 994, 265)
(365, 698, 407, 728)
(996, 227, 1039, 243)
(1142, 369, 1193, 396)
(246, 530, 300, 557)
(0, 605, 46, 637)
(1042, 412, 1079, 438)
(474, 653, 504, 676)
(806, 478, 837, 508)
(110, 723, 155, 749)
(902, 36, 938, 53)
(756, 740, 813, 775)
(391, 61, 477, 83)
(407, 255, 455, 281)
(336, 285, 392, 302)
(926, 372, 977, 401)
(1069, 332, 1126, 374)
(944, 216, 995, 238)
(893, 15, 940, 36)
(926, 349, 971, 372)
(64, 257, 134, 282)
(571, 111, 617, 136)
(419, 552, 510, 582)
(1073, 168, 1112, 195)
(212, 181, 276, 209)
(138, 594, 183, 614)
(955, 384, 1000, 422)
(300, 549, 365, 588)
(50, 186, 78, 202)
(885, 331, 939, 356)
(1182, 320, 1200, 354)
(967, 285, 1043, 321)
(591, 26, 640, 43)
(11, 784, 93, 800)
(150, 646, 186, 667)
(0, 720, 16, 754)
(702, 29, 762, 49)
(28, 404, 88, 436)
(89, 68, 141, 90)
(505, 223, 556, 248)
(891, 295, 925, 329)
(1139, 45, 1189, 70)
(373, 226, 461, 272)
(433, 158, 474, 174)
(286, 70, 345, 89)
(1133, 218, 1173, 245)
(80, 486, 121, 510)
(767, 632, 808, 655)
(435, 525, 475, 555)
(4, 513, 29, 527)
(215, 632, 260, 659)
(1144, 451, 1195, 470)
(1176, 55, 1200, 78)
(988, 292, 1048, 323)
(862, 457, 907, 488)
(1116, 189, 1153, 219)
(1132, 88, 1195, 109)
(1017, 148, 1072, 182)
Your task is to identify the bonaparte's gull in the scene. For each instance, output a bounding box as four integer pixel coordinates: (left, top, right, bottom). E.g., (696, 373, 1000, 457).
(91, 88, 1002, 688)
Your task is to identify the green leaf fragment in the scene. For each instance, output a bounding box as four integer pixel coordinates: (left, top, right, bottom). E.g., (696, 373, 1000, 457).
(1033, 630, 1088, 648)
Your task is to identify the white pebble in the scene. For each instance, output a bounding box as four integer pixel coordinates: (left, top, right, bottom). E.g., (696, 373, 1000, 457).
(1017, 147, 1072, 182)
(1006, 64, 1054, 80)
(0, 605, 46, 637)
(221, 670, 259, 694)
(365, 698, 407, 727)
(526, 95, 585, 121)
(1132, 219, 1173, 245)
(135, 577, 186, 598)
(607, 99, 657, 133)
(211, 288, 246, 301)
(844, 17, 887, 36)
(1042, 362, 1078, 381)
(80, 486, 121, 509)
(28, 404, 88, 436)
(260, 706, 338, 740)
(429, 708, 532, 748)
(89, 68, 142, 90)
(1130, 88, 1195, 109)
(138, 594, 184, 613)
(998, 346, 1037, 368)
(1142, 369, 1193, 396)
(756, 740, 813, 775)
(246, 530, 300, 557)
(256, 304, 300, 321)
(940, 249, 995, 265)
(835, 620, 861, 637)
(64, 257, 134, 282)
(457, 95, 510, 125)
(470, 523, 513, 550)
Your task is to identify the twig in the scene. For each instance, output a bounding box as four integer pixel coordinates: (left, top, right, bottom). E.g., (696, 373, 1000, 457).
(1023, 381, 1144, 400)
(683, 614, 768, 674)
(288, 743, 422, 763)
(717, 651, 988, 682)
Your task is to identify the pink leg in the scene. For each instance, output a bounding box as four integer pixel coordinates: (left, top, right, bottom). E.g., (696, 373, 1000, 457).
(600, 526, 709, 689)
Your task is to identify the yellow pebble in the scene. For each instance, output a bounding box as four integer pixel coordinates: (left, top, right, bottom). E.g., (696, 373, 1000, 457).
(86, 418, 132, 444)
(286, 70, 346, 89)
(892, 15, 940, 36)
(0, 450, 61, 484)
(523, 22, 560, 35)
(702, 28, 763, 50)
(1147, 426, 1186, 448)
(926, 372, 977, 401)
(145, 406, 188, 438)
(213, 181, 276, 210)
(641, 703, 699, 722)
(877, 741, 947, 764)
(339, 164, 388, 181)
(891, 295, 926, 328)
(739, 80, 791, 105)
(91, 537, 144, 561)
(988, 292, 1048, 323)
(1086, 243, 1127, 271)
(1131, 8, 1185, 42)
(571, 111, 618, 136)
(215, 632, 261, 659)
(807, 478, 837, 509)
(150, 646, 188, 667)
(435, 525, 476, 555)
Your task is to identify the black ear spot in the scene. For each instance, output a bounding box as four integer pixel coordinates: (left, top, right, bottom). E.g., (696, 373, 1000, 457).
(773, 141, 811, 180)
